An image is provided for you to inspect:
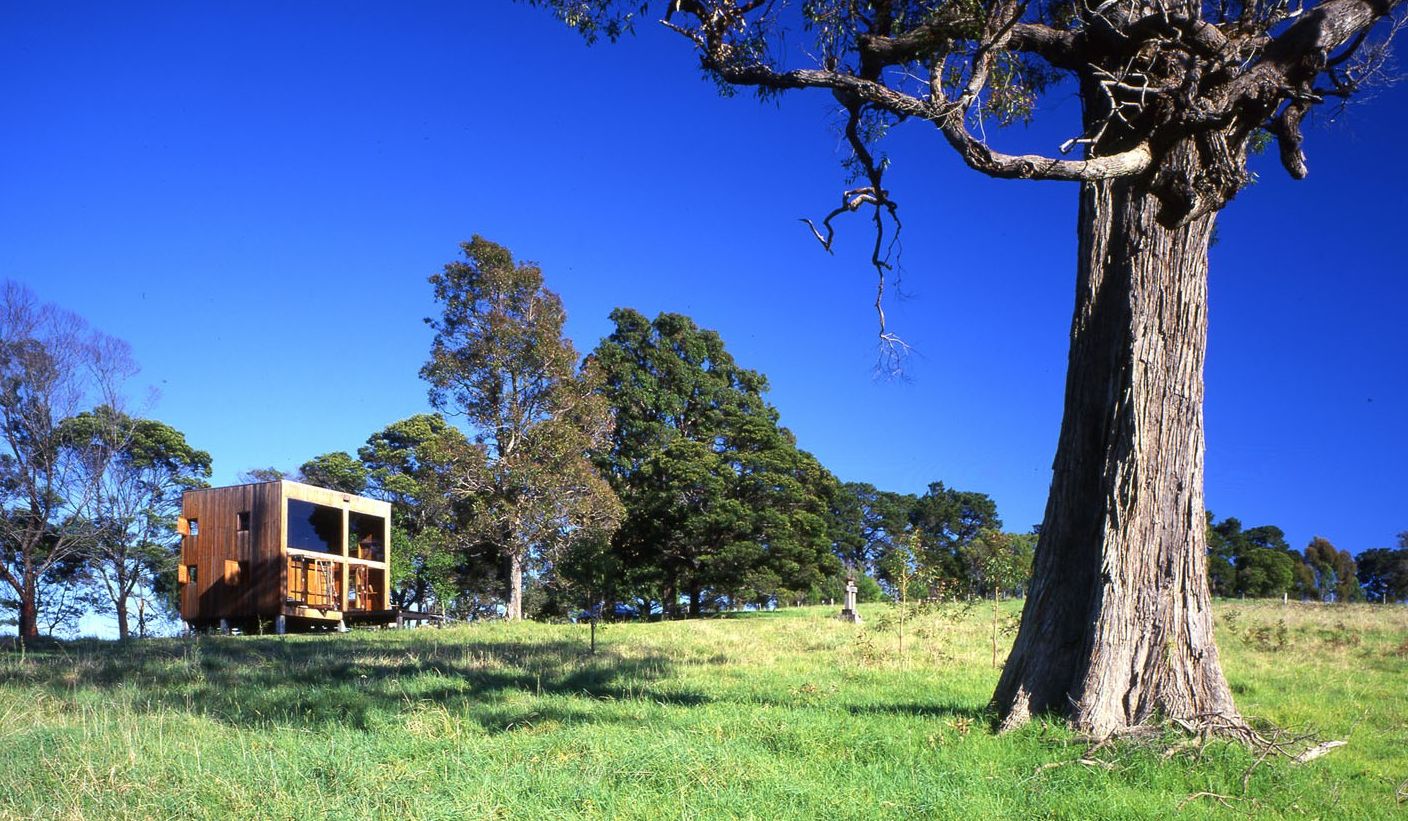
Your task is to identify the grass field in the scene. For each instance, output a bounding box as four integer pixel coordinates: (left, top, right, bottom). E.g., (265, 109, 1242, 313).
(2, 600, 1405, 819)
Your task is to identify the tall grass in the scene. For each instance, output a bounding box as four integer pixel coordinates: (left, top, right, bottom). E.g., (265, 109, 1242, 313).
(1, 600, 1404, 819)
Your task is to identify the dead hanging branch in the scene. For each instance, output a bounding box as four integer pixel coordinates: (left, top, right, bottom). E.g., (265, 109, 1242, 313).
(800, 101, 908, 375)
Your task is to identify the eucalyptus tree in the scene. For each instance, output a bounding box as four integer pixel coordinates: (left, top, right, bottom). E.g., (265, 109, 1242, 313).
(60, 406, 211, 639)
(0, 282, 135, 639)
(422, 237, 621, 620)
(528, 0, 1404, 735)
(1304, 536, 1362, 602)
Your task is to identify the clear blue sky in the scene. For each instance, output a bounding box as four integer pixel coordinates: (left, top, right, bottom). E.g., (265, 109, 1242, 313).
(2, 1, 1404, 560)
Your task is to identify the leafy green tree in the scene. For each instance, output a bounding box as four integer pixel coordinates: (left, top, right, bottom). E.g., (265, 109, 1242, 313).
(1357, 546, 1408, 603)
(1205, 513, 1238, 597)
(1235, 547, 1295, 598)
(1304, 536, 1361, 602)
(530, 0, 1404, 735)
(359, 414, 492, 614)
(296, 451, 368, 495)
(59, 406, 211, 639)
(1207, 515, 1315, 600)
(237, 467, 287, 483)
(829, 481, 915, 578)
(591, 308, 840, 616)
(909, 482, 1001, 593)
(0, 282, 136, 639)
(422, 237, 621, 620)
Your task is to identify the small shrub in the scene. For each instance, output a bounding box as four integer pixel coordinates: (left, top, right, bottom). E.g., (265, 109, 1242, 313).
(851, 629, 881, 667)
(1221, 608, 1243, 637)
(1318, 621, 1362, 649)
(1243, 619, 1289, 653)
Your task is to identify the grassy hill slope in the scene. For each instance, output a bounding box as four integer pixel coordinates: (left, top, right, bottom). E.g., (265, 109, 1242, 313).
(2, 600, 1405, 819)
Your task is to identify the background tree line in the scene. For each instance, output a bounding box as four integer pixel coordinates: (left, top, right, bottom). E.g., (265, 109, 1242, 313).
(6, 241, 1408, 636)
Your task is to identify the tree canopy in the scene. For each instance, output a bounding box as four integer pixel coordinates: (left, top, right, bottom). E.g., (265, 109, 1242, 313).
(358, 413, 493, 615)
(590, 308, 839, 616)
(422, 237, 622, 620)
(59, 406, 211, 639)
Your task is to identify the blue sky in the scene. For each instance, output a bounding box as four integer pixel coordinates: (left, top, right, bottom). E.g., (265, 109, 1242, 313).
(2, 1, 1404, 563)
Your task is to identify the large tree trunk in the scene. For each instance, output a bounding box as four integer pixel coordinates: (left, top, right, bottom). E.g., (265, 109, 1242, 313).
(992, 162, 1238, 737)
(507, 551, 524, 620)
(115, 591, 131, 641)
(18, 579, 38, 639)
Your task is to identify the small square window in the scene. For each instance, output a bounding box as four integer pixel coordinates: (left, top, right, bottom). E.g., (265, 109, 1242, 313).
(236, 511, 250, 532)
(188, 565, 198, 585)
(188, 519, 200, 537)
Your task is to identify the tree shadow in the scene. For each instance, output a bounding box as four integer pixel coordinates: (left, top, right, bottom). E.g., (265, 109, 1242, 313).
(844, 702, 991, 721)
(0, 632, 705, 733)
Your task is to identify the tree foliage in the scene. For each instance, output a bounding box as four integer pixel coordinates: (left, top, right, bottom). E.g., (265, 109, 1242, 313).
(0, 282, 137, 638)
(296, 451, 368, 495)
(358, 414, 495, 615)
(422, 237, 621, 620)
(590, 308, 840, 616)
(908, 481, 1002, 593)
(1304, 535, 1362, 602)
(828, 481, 914, 576)
(59, 406, 211, 639)
(237, 467, 288, 484)
(1357, 544, 1408, 602)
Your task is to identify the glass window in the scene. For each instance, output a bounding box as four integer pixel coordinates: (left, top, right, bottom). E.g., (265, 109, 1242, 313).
(286, 499, 342, 553)
(348, 512, 386, 562)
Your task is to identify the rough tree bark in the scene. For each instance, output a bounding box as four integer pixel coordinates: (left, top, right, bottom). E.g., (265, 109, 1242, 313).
(532, 0, 1404, 736)
(115, 590, 131, 641)
(993, 142, 1236, 736)
(507, 550, 524, 620)
(18, 580, 38, 639)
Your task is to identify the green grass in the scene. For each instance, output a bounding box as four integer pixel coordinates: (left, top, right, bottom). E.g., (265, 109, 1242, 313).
(2, 600, 1405, 819)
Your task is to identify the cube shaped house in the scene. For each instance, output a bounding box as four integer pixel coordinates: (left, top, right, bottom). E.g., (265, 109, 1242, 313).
(177, 480, 392, 632)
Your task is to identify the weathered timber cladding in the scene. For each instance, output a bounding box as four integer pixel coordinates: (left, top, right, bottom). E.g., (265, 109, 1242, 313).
(178, 480, 391, 631)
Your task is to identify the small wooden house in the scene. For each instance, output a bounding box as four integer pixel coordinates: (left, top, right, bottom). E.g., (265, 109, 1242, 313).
(177, 480, 391, 632)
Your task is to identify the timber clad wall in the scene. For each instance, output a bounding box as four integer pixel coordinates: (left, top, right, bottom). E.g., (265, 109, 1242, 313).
(177, 480, 391, 630)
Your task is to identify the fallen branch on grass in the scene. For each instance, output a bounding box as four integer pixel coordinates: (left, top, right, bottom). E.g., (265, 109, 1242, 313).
(1292, 740, 1347, 764)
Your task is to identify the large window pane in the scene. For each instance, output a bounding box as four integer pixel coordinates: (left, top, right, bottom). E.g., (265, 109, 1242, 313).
(348, 512, 385, 562)
(287, 499, 341, 553)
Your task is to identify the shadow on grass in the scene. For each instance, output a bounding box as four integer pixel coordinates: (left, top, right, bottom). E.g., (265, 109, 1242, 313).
(0, 631, 704, 733)
(845, 702, 991, 721)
